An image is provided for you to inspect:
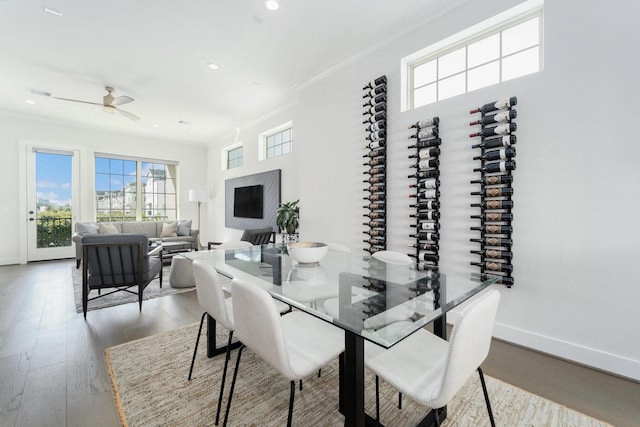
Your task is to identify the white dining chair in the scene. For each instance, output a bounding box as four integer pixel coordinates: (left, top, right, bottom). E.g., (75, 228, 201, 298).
(371, 250, 412, 265)
(215, 240, 253, 250)
(223, 277, 345, 427)
(188, 260, 290, 425)
(364, 289, 500, 426)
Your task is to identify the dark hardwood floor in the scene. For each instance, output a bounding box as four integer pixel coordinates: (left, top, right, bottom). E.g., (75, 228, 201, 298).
(0, 260, 638, 426)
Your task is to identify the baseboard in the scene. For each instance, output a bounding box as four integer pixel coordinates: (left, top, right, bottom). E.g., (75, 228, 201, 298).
(493, 322, 640, 382)
(0, 256, 21, 266)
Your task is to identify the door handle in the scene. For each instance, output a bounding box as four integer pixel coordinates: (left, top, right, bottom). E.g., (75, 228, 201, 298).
(29, 218, 35, 221)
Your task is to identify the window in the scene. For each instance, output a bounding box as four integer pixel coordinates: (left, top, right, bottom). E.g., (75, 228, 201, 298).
(95, 155, 177, 222)
(259, 121, 293, 160)
(403, 0, 543, 110)
(227, 146, 243, 169)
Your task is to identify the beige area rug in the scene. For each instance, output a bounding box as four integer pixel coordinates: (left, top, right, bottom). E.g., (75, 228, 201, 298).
(105, 323, 612, 427)
(71, 265, 196, 313)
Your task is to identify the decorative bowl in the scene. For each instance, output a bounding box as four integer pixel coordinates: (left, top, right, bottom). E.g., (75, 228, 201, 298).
(287, 242, 328, 264)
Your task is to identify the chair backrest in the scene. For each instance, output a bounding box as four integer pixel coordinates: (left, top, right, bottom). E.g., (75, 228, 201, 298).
(433, 289, 500, 408)
(231, 277, 293, 377)
(371, 251, 412, 265)
(216, 241, 254, 250)
(240, 227, 274, 245)
(82, 233, 150, 286)
(192, 260, 234, 331)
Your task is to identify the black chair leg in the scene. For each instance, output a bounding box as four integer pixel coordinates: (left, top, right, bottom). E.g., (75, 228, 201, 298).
(434, 408, 441, 427)
(223, 345, 245, 427)
(375, 375, 380, 422)
(399, 392, 402, 409)
(76, 259, 81, 269)
(478, 367, 496, 427)
(138, 285, 143, 311)
(188, 312, 207, 380)
(287, 380, 295, 427)
(299, 380, 303, 391)
(215, 331, 234, 425)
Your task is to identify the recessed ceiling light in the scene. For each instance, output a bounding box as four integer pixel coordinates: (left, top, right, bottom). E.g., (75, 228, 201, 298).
(265, 0, 280, 11)
(208, 63, 219, 70)
(25, 99, 36, 105)
(43, 7, 63, 17)
(179, 120, 191, 126)
(152, 124, 160, 128)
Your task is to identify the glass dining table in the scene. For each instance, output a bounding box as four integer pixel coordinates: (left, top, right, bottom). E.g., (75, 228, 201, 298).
(181, 245, 497, 426)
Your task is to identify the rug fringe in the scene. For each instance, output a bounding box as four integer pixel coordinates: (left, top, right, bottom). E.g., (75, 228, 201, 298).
(105, 348, 129, 427)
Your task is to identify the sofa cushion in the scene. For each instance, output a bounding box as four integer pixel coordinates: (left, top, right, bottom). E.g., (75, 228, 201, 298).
(76, 222, 99, 235)
(160, 221, 178, 237)
(98, 223, 119, 234)
(121, 221, 158, 237)
(177, 219, 192, 236)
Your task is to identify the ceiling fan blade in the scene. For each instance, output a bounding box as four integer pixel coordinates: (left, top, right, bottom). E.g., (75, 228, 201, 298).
(117, 108, 140, 121)
(111, 95, 134, 107)
(51, 96, 102, 106)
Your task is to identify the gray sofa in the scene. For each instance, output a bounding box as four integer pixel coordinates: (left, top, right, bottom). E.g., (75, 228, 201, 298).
(73, 220, 199, 268)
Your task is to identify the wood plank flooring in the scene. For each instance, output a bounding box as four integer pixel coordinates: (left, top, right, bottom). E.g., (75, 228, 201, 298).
(0, 260, 638, 426)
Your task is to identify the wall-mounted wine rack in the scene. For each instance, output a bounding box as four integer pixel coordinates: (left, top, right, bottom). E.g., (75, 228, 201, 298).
(469, 96, 518, 287)
(362, 75, 388, 254)
(408, 117, 441, 273)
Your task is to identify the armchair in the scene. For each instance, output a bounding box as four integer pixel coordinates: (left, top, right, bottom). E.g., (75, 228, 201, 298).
(81, 233, 163, 319)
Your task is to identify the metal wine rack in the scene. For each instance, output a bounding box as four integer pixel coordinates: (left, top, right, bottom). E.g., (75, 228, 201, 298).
(408, 117, 441, 273)
(469, 96, 518, 288)
(362, 75, 387, 254)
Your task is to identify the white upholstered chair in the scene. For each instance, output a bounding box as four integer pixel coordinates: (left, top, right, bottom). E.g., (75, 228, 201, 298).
(215, 240, 253, 250)
(224, 277, 345, 427)
(188, 260, 290, 425)
(371, 250, 412, 265)
(364, 289, 500, 426)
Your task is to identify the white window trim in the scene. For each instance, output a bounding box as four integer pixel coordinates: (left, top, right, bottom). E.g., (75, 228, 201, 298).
(401, 0, 543, 112)
(222, 142, 243, 170)
(258, 120, 293, 161)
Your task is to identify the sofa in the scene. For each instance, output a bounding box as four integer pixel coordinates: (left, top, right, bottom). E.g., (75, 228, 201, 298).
(73, 220, 199, 268)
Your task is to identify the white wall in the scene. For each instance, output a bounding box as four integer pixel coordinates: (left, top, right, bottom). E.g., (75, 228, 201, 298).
(0, 114, 208, 266)
(208, 0, 640, 380)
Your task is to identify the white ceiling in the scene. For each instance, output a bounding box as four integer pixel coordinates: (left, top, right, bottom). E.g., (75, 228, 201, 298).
(0, 0, 465, 144)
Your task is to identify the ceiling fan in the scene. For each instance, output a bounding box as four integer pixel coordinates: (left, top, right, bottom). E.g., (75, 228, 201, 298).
(31, 86, 140, 121)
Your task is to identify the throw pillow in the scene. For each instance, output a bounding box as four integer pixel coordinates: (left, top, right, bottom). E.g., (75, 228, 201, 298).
(161, 221, 178, 237)
(76, 222, 99, 235)
(98, 223, 119, 235)
(177, 219, 192, 236)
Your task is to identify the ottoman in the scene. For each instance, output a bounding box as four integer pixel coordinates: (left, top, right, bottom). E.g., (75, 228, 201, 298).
(169, 255, 195, 288)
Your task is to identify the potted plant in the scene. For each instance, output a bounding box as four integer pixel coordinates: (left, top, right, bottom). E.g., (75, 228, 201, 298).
(276, 199, 300, 234)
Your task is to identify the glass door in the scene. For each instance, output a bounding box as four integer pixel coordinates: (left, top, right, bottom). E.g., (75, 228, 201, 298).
(26, 147, 79, 261)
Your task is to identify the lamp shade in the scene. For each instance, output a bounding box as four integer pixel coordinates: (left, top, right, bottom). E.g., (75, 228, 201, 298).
(189, 189, 208, 203)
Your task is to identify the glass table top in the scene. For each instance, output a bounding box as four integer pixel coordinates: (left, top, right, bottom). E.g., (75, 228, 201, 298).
(181, 245, 497, 348)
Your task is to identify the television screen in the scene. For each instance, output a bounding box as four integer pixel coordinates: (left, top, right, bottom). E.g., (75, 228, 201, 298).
(233, 185, 263, 219)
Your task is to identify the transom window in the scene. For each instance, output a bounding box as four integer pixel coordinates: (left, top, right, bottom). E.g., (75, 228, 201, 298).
(259, 121, 293, 161)
(227, 146, 243, 169)
(403, 0, 543, 110)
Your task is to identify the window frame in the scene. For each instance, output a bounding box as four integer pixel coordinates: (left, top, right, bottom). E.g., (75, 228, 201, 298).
(259, 121, 293, 161)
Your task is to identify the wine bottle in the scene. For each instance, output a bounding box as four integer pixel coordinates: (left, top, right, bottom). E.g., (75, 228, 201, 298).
(363, 158, 385, 167)
(471, 212, 513, 222)
(410, 158, 439, 169)
(363, 112, 386, 124)
(365, 184, 385, 193)
(410, 200, 440, 210)
(409, 252, 439, 262)
(471, 249, 513, 260)
(366, 120, 386, 132)
(409, 178, 438, 189)
(409, 147, 441, 159)
(473, 147, 516, 161)
(410, 211, 440, 220)
(473, 161, 516, 173)
(469, 109, 517, 126)
(363, 211, 385, 219)
(364, 140, 385, 150)
(470, 175, 513, 185)
(363, 175, 384, 184)
(365, 130, 386, 141)
(363, 220, 385, 228)
(470, 199, 514, 210)
(409, 128, 438, 139)
(362, 94, 386, 107)
(471, 237, 513, 246)
(410, 222, 439, 231)
(363, 193, 384, 202)
(408, 169, 439, 179)
(470, 225, 513, 234)
(471, 261, 513, 273)
(409, 189, 440, 199)
(363, 148, 385, 159)
(363, 166, 385, 175)
(363, 85, 386, 98)
(363, 238, 386, 246)
(363, 76, 387, 90)
(471, 187, 514, 197)
(469, 123, 517, 138)
(471, 135, 517, 149)
(363, 229, 385, 237)
(416, 263, 439, 272)
(408, 138, 442, 149)
(409, 232, 439, 241)
(364, 202, 385, 210)
(481, 274, 514, 286)
(408, 242, 439, 251)
(363, 104, 386, 116)
(470, 96, 518, 114)
(409, 117, 439, 129)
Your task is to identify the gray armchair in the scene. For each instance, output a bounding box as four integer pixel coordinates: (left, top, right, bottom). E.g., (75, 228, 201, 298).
(81, 233, 163, 319)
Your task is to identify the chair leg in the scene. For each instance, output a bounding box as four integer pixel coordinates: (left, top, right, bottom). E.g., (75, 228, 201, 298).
(478, 367, 496, 427)
(287, 380, 296, 427)
(375, 375, 380, 422)
(434, 407, 441, 427)
(223, 345, 245, 427)
(138, 285, 143, 311)
(215, 331, 234, 426)
(188, 312, 206, 381)
(76, 259, 81, 269)
(299, 380, 302, 391)
(399, 392, 402, 409)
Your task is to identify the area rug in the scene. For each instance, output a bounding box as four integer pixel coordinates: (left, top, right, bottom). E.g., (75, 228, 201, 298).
(105, 323, 612, 427)
(71, 265, 195, 313)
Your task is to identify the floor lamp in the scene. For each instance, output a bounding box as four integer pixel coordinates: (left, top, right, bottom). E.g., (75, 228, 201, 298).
(189, 189, 207, 249)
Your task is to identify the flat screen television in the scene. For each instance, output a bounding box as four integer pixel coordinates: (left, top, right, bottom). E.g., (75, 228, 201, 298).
(233, 185, 263, 219)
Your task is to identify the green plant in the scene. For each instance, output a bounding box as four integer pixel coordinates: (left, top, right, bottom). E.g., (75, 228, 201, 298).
(276, 199, 300, 234)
